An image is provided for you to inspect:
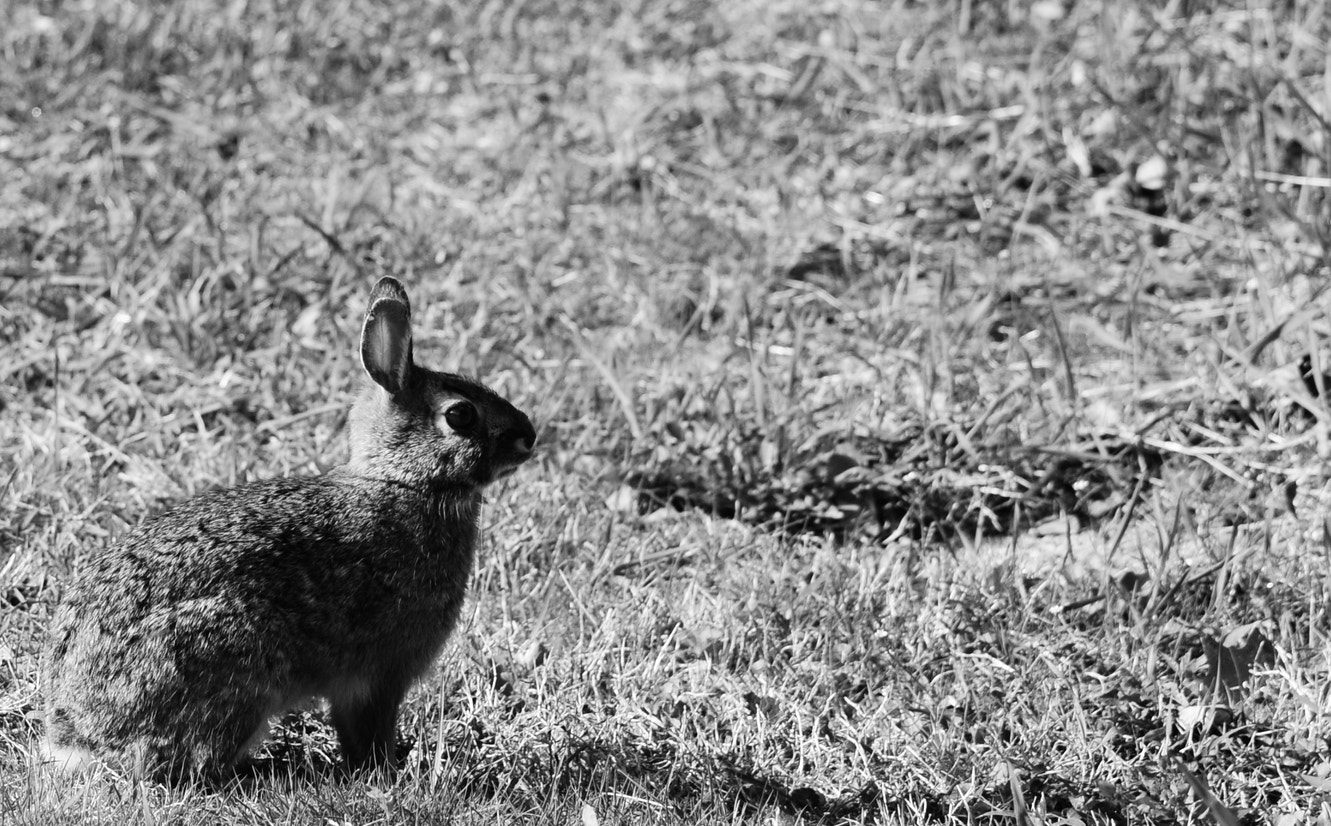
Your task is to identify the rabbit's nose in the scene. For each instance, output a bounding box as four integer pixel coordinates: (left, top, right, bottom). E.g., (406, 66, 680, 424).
(507, 417, 537, 461)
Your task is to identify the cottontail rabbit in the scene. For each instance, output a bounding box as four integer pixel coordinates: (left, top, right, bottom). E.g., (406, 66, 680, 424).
(41, 277, 536, 782)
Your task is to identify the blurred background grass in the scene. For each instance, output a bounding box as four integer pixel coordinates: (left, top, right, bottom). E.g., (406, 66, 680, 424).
(3, 0, 1331, 822)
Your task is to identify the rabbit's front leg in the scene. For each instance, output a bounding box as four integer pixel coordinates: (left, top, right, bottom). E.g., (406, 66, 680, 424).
(330, 681, 406, 772)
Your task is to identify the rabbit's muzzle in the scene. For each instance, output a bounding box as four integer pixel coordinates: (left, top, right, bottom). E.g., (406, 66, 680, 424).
(490, 415, 536, 481)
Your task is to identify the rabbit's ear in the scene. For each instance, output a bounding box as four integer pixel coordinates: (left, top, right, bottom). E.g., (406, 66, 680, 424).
(361, 277, 413, 395)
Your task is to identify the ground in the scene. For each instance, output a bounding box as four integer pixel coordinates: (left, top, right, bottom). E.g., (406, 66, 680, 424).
(2, 0, 1331, 823)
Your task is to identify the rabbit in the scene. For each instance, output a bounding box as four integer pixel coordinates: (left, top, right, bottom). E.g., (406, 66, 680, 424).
(40, 276, 536, 782)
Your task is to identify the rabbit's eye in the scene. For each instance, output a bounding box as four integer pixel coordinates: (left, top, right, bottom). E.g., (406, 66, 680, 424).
(443, 402, 478, 432)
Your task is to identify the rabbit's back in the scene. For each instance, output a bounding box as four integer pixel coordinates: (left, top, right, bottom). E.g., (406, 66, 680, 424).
(55, 474, 477, 638)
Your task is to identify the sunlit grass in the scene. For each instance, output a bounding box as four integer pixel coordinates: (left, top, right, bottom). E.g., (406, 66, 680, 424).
(3, 0, 1331, 823)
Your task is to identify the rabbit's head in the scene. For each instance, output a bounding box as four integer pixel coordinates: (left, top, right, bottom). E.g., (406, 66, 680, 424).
(347, 277, 536, 489)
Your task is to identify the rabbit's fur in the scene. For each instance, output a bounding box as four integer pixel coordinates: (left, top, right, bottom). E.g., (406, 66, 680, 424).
(40, 277, 536, 782)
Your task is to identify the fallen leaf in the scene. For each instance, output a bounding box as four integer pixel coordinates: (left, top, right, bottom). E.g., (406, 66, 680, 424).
(1136, 154, 1169, 190)
(581, 803, 600, 826)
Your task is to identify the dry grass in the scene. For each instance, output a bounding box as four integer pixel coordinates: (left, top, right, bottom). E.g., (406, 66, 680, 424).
(3, 0, 1331, 823)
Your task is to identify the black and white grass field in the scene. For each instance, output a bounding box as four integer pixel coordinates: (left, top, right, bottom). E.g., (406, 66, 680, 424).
(2, 1, 1330, 823)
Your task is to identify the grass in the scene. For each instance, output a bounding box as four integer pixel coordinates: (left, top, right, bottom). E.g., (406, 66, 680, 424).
(2, 0, 1331, 822)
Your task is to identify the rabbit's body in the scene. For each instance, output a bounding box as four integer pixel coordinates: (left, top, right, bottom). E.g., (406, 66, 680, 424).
(45, 477, 476, 775)
(41, 278, 535, 781)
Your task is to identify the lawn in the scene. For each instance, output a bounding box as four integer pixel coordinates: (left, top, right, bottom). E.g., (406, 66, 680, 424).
(2, 0, 1331, 823)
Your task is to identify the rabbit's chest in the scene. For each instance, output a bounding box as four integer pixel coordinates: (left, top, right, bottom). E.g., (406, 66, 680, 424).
(337, 596, 461, 679)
